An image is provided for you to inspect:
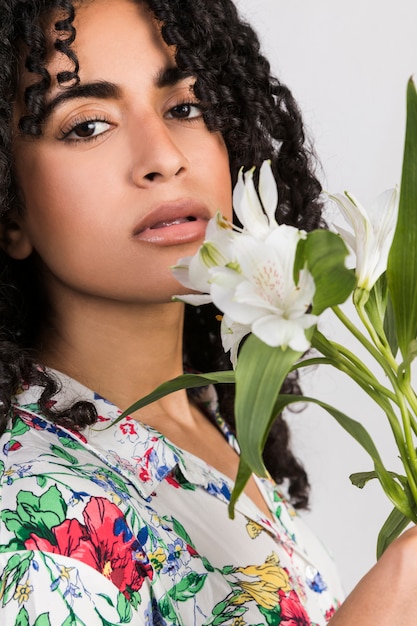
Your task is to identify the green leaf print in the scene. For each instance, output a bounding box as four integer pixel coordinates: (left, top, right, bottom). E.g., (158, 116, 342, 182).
(11, 417, 30, 437)
(49, 445, 79, 465)
(16, 606, 30, 626)
(209, 597, 246, 626)
(169, 572, 207, 601)
(124, 588, 141, 610)
(58, 436, 84, 451)
(172, 518, 195, 549)
(0, 538, 24, 554)
(160, 572, 208, 619)
(97, 593, 115, 608)
(171, 467, 196, 491)
(36, 475, 47, 488)
(3, 485, 67, 544)
(211, 606, 246, 626)
(117, 592, 133, 623)
(158, 597, 177, 623)
(62, 607, 87, 626)
(33, 614, 52, 626)
(259, 604, 282, 625)
(0, 551, 32, 606)
(0, 459, 4, 475)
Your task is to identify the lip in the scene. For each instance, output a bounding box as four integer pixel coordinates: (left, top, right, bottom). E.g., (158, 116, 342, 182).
(132, 199, 211, 246)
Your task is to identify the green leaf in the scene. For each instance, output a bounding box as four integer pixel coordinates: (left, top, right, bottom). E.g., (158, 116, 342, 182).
(350, 470, 407, 490)
(350, 471, 378, 489)
(117, 591, 132, 623)
(0, 552, 32, 606)
(229, 456, 252, 518)
(172, 518, 195, 549)
(159, 573, 207, 621)
(16, 606, 30, 626)
(33, 614, 51, 626)
(59, 437, 84, 451)
(377, 505, 412, 559)
(36, 475, 47, 489)
(387, 78, 417, 357)
(10, 417, 30, 437)
(167, 572, 207, 601)
(234, 335, 302, 478)
(97, 593, 115, 608)
(271, 394, 416, 521)
(5, 486, 67, 544)
(113, 372, 235, 426)
(49, 445, 78, 466)
(158, 596, 177, 622)
(295, 229, 356, 314)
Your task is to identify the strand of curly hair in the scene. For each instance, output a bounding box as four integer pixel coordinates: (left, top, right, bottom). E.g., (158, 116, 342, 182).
(0, 0, 325, 508)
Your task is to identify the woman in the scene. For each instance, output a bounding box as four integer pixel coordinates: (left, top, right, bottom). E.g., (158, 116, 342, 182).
(0, 0, 416, 624)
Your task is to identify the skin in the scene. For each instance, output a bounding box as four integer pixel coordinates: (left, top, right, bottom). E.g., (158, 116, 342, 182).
(7, 0, 417, 621)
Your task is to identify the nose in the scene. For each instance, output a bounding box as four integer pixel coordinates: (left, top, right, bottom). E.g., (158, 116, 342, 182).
(129, 115, 189, 187)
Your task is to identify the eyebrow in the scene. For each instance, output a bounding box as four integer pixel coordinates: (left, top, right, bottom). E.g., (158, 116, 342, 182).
(43, 66, 194, 121)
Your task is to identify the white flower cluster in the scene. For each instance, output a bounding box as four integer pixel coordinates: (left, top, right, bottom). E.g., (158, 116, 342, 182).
(172, 161, 317, 366)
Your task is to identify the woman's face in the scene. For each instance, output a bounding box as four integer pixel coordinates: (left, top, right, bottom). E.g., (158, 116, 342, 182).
(11, 0, 232, 306)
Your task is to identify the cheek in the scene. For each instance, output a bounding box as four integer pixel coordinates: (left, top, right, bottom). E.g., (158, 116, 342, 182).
(207, 138, 233, 220)
(14, 149, 98, 239)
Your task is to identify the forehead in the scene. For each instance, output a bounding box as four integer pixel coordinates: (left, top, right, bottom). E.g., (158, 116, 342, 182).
(18, 0, 173, 97)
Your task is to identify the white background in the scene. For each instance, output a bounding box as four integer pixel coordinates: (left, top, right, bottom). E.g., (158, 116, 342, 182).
(235, 0, 417, 594)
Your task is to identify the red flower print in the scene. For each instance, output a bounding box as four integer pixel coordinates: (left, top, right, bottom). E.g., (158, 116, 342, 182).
(165, 474, 181, 489)
(325, 605, 338, 622)
(186, 544, 198, 557)
(25, 497, 152, 598)
(279, 590, 312, 625)
(120, 422, 137, 436)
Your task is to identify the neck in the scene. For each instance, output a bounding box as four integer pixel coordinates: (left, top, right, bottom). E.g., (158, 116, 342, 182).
(36, 293, 187, 418)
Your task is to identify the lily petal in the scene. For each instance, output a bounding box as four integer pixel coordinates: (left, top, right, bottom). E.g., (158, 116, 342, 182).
(330, 188, 399, 290)
(259, 160, 279, 228)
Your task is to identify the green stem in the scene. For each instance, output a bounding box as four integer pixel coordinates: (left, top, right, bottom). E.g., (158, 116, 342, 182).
(322, 309, 417, 495)
(392, 386, 417, 502)
(300, 346, 407, 460)
(332, 305, 398, 382)
(355, 295, 399, 373)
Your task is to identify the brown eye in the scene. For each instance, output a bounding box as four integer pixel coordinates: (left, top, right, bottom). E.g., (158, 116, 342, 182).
(73, 121, 98, 137)
(168, 103, 202, 120)
(61, 119, 112, 142)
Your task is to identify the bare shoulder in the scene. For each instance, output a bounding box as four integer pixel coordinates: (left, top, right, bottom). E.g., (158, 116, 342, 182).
(330, 526, 417, 625)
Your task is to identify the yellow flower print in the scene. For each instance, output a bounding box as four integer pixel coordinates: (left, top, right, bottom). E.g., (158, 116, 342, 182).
(232, 617, 246, 626)
(245, 520, 263, 539)
(149, 547, 166, 572)
(58, 565, 74, 581)
(102, 561, 113, 579)
(14, 582, 33, 605)
(109, 491, 123, 506)
(232, 552, 292, 610)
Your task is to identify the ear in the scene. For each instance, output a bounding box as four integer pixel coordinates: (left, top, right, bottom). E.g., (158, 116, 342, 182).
(0, 218, 33, 260)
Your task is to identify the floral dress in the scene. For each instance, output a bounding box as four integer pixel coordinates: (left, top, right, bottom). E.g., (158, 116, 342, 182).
(0, 370, 344, 625)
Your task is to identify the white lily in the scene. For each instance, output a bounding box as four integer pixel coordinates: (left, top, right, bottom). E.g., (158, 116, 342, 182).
(220, 314, 251, 368)
(232, 160, 279, 238)
(209, 224, 317, 352)
(172, 162, 317, 360)
(172, 212, 236, 305)
(330, 187, 399, 291)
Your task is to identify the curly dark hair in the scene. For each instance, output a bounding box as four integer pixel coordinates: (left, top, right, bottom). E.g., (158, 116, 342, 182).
(0, 0, 325, 508)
